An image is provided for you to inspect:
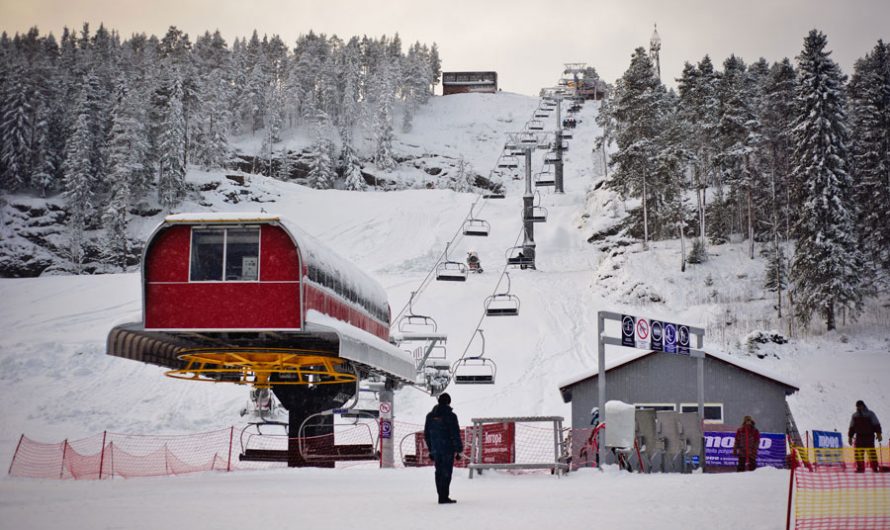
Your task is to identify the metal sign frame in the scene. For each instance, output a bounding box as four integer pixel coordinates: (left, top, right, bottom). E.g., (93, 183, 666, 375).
(597, 310, 705, 469)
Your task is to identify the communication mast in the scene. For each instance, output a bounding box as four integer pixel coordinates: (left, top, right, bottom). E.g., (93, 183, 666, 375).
(650, 24, 662, 80)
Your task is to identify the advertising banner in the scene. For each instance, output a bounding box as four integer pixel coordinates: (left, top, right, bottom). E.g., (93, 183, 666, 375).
(413, 423, 514, 467)
(704, 431, 786, 468)
(812, 430, 844, 466)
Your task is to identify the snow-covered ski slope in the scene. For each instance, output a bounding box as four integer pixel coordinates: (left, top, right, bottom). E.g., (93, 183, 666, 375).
(0, 93, 888, 529)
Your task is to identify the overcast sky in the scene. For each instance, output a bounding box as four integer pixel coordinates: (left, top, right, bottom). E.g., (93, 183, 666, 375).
(1, 0, 888, 95)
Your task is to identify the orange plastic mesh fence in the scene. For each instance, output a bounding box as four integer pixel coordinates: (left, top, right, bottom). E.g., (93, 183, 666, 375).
(11, 422, 585, 477)
(793, 468, 890, 530)
(9, 429, 234, 479)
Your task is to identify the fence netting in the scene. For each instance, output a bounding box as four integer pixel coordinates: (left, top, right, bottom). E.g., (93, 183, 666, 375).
(791, 446, 890, 530)
(9, 429, 233, 479)
(9, 421, 584, 478)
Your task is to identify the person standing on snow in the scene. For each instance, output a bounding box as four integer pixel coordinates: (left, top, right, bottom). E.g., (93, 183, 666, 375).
(848, 400, 882, 472)
(424, 392, 463, 504)
(733, 416, 760, 471)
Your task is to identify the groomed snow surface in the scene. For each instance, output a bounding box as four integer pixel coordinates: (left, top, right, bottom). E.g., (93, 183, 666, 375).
(1, 92, 888, 529)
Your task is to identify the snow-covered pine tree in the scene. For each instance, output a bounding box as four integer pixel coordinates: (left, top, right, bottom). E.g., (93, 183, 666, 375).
(674, 57, 720, 249)
(101, 76, 137, 268)
(848, 40, 890, 278)
(341, 142, 366, 191)
(428, 43, 441, 95)
(762, 59, 796, 242)
(764, 243, 788, 318)
(607, 47, 667, 248)
(593, 80, 617, 179)
(276, 146, 294, 181)
(448, 155, 474, 192)
(714, 55, 761, 248)
(157, 74, 187, 208)
(1, 56, 33, 190)
(307, 111, 336, 190)
(789, 30, 868, 331)
(372, 54, 397, 171)
(63, 82, 95, 272)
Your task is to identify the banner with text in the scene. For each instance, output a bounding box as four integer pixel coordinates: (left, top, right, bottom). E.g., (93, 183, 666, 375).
(704, 431, 786, 468)
(414, 423, 515, 467)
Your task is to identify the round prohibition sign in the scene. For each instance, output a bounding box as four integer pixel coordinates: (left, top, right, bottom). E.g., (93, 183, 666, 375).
(622, 315, 635, 337)
(636, 319, 650, 340)
(379, 402, 392, 415)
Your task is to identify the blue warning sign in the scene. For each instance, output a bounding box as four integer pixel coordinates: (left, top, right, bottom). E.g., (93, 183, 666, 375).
(650, 320, 663, 352)
(381, 419, 392, 439)
(678, 325, 690, 355)
(621, 315, 636, 348)
(663, 323, 677, 354)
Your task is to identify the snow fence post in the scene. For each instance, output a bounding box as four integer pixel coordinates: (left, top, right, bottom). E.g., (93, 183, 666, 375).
(597, 312, 606, 469)
(785, 462, 795, 530)
(59, 439, 68, 479)
(7, 434, 23, 475)
(98, 431, 107, 479)
(227, 426, 234, 472)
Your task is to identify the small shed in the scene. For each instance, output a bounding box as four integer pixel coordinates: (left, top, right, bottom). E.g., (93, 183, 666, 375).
(442, 71, 498, 95)
(558, 350, 799, 436)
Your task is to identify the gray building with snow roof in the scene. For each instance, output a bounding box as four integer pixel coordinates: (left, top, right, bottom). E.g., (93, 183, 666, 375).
(558, 350, 800, 470)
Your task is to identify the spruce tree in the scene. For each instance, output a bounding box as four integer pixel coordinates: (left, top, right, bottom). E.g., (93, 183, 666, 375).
(789, 30, 868, 330)
(63, 85, 95, 272)
(848, 40, 890, 277)
(157, 75, 187, 208)
(307, 112, 336, 190)
(607, 47, 667, 248)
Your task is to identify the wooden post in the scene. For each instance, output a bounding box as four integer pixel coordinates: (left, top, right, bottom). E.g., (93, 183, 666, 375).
(98, 431, 107, 479)
(59, 439, 68, 479)
(785, 463, 796, 530)
(7, 434, 24, 475)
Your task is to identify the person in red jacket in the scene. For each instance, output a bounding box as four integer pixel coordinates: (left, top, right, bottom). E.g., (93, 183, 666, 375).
(733, 416, 760, 472)
(848, 400, 883, 472)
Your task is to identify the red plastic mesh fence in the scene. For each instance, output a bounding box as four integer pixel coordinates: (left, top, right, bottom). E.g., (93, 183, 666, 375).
(10, 422, 589, 477)
(9, 428, 234, 479)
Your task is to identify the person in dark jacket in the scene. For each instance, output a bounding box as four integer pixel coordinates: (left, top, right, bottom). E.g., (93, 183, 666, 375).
(424, 392, 463, 504)
(733, 416, 760, 472)
(848, 400, 883, 472)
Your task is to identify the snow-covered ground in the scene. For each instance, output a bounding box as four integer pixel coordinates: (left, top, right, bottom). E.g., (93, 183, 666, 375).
(1, 92, 887, 529)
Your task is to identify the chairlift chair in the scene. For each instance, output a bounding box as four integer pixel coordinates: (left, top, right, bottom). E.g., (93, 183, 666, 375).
(484, 273, 520, 317)
(527, 205, 548, 223)
(497, 155, 519, 169)
(452, 330, 496, 385)
(452, 358, 496, 384)
(397, 292, 438, 333)
(561, 132, 573, 140)
(535, 171, 556, 187)
(483, 193, 506, 199)
(528, 119, 544, 131)
(505, 246, 534, 269)
(463, 218, 490, 237)
(436, 242, 468, 282)
(543, 154, 559, 166)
